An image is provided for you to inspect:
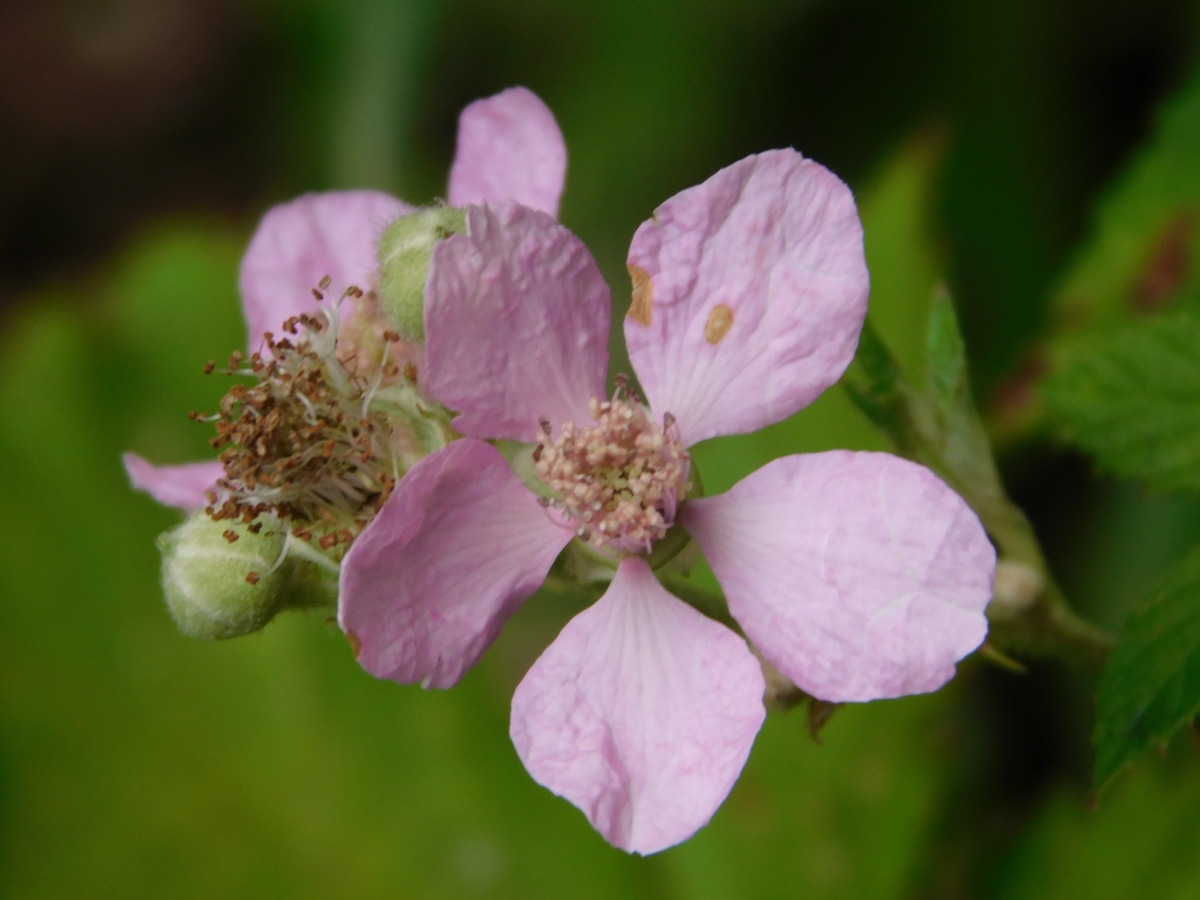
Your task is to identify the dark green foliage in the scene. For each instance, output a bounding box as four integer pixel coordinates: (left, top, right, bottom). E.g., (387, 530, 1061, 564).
(1094, 548, 1200, 788)
(1045, 310, 1200, 492)
(1051, 66, 1200, 330)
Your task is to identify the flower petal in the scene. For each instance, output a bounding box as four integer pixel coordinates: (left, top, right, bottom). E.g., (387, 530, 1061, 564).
(510, 556, 766, 855)
(123, 453, 223, 510)
(682, 451, 994, 703)
(239, 191, 411, 347)
(625, 150, 869, 447)
(447, 87, 567, 218)
(425, 201, 610, 442)
(338, 438, 572, 689)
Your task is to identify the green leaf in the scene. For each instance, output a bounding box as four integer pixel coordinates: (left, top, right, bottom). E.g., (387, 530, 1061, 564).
(1044, 309, 1200, 492)
(1093, 545, 1200, 787)
(994, 60, 1200, 439)
(1051, 65, 1200, 327)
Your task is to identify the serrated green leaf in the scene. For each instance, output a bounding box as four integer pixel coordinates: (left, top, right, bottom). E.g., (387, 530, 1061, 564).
(994, 61, 1200, 440)
(1093, 545, 1200, 787)
(1044, 309, 1200, 492)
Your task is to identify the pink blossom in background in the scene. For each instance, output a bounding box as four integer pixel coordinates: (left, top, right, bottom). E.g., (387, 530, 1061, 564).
(339, 149, 996, 854)
(124, 87, 567, 508)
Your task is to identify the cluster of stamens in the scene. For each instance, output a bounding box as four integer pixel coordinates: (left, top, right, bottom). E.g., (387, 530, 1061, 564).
(534, 383, 690, 553)
(194, 278, 406, 551)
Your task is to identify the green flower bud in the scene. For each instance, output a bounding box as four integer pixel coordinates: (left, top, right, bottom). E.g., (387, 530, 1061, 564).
(376, 206, 466, 343)
(157, 513, 335, 640)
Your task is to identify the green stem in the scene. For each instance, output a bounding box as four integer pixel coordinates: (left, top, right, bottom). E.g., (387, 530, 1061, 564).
(970, 492, 1113, 668)
(845, 312, 1114, 670)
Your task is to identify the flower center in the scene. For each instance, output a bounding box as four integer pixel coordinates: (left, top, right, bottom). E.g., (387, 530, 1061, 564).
(197, 279, 441, 550)
(534, 391, 690, 553)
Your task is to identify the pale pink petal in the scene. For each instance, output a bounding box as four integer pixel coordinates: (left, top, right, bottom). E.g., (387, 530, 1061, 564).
(447, 87, 567, 218)
(123, 453, 223, 510)
(424, 201, 610, 442)
(239, 191, 411, 348)
(511, 556, 766, 855)
(682, 451, 994, 703)
(625, 150, 869, 447)
(338, 438, 572, 689)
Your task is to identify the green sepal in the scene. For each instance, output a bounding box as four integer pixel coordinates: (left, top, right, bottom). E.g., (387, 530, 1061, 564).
(158, 513, 335, 640)
(376, 206, 467, 343)
(494, 439, 558, 500)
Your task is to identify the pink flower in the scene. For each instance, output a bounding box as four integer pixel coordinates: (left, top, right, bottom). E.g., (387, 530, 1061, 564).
(125, 87, 567, 507)
(338, 150, 996, 853)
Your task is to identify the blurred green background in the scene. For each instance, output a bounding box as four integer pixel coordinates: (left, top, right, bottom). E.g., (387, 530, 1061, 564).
(3, 0, 1200, 896)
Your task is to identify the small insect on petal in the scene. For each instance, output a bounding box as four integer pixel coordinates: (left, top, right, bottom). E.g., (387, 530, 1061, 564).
(704, 304, 734, 344)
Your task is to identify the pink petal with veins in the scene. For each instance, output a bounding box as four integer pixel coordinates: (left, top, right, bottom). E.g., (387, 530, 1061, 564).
(425, 202, 610, 442)
(626, 150, 869, 447)
(239, 191, 411, 349)
(683, 451, 994, 703)
(338, 439, 571, 689)
(122, 453, 223, 511)
(511, 556, 766, 855)
(448, 87, 567, 218)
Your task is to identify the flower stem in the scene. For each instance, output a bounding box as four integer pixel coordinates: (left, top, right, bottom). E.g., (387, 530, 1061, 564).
(843, 308, 1113, 669)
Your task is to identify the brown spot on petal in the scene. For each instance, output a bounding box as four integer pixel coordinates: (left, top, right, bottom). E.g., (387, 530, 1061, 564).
(345, 629, 362, 658)
(628, 265, 653, 326)
(705, 304, 734, 344)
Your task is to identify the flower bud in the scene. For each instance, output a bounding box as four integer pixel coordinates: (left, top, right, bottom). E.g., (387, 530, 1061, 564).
(989, 559, 1044, 616)
(376, 206, 467, 343)
(158, 513, 334, 640)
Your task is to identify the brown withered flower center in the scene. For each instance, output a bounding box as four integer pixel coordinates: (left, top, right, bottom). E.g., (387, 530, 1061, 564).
(195, 280, 410, 551)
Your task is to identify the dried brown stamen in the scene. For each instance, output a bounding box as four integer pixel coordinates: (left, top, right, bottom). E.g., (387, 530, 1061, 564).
(194, 283, 406, 545)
